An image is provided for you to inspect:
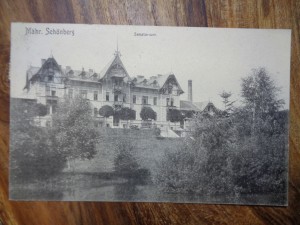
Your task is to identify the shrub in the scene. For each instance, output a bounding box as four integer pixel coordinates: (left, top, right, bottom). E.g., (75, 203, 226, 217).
(140, 106, 157, 121)
(10, 127, 66, 184)
(167, 109, 184, 122)
(99, 105, 114, 118)
(154, 115, 238, 196)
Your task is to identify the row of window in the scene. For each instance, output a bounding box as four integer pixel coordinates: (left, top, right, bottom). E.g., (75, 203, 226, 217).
(68, 89, 175, 106)
(68, 89, 99, 100)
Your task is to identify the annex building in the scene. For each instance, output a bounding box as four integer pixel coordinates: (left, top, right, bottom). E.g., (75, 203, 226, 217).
(23, 49, 218, 135)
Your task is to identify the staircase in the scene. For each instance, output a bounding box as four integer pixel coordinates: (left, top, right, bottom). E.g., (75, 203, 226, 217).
(160, 127, 180, 138)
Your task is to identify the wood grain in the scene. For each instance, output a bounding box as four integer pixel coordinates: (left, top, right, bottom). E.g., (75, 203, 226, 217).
(0, 0, 300, 224)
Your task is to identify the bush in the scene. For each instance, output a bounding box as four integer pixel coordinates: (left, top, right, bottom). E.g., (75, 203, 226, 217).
(99, 105, 114, 118)
(153, 127, 161, 137)
(114, 138, 140, 175)
(154, 115, 238, 196)
(113, 138, 151, 183)
(167, 109, 184, 122)
(10, 127, 66, 184)
(140, 106, 157, 121)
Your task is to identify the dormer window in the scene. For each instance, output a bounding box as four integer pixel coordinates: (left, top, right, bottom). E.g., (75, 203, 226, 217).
(92, 73, 98, 80)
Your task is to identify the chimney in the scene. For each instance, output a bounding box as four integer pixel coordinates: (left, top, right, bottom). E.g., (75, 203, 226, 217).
(41, 59, 46, 65)
(188, 80, 193, 102)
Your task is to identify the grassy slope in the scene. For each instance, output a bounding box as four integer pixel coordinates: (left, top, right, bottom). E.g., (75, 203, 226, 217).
(67, 128, 183, 174)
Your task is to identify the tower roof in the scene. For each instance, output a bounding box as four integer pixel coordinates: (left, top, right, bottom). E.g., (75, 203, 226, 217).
(99, 50, 130, 81)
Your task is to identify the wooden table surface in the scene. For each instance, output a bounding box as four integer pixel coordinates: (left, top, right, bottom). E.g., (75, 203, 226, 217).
(0, 0, 299, 224)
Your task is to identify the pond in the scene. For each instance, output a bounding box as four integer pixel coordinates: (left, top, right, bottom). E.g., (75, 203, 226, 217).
(10, 172, 286, 205)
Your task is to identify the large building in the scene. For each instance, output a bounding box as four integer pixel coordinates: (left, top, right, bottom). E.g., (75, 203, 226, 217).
(23, 49, 218, 132)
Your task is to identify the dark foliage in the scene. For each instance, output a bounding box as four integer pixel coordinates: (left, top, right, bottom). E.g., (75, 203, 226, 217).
(36, 103, 47, 117)
(113, 138, 151, 183)
(116, 107, 136, 121)
(140, 106, 157, 121)
(155, 68, 288, 199)
(99, 105, 114, 118)
(10, 100, 65, 183)
(167, 108, 184, 122)
(52, 96, 98, 161)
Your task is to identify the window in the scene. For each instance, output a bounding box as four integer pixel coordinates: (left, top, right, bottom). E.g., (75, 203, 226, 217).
(133, 95, 136, 104)
(153, 97, 157, 105)
(106, 92, 109, 101)
(142, 96, 148, 105)
(47, 104, 51, 114)
(80, 90, 87, 99)
(51, 90, 56, 96)
(46, 86, 50, 96)
(94, 91, 98, 101)
(52, 103, 57, 113)
(48, 75, 53, 82)
(166, 98, 174, 106)
(123, 94, 126, 102)
(94, 108, 98, 117)
(114, 94, 118, 101)
(68, 89, 73, 98)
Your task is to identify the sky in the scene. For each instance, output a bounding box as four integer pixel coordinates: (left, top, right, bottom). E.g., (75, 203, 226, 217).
(10, 23, 291, 109)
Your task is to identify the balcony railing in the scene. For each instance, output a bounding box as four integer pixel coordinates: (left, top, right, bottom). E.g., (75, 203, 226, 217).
(112, 85, 123, 94)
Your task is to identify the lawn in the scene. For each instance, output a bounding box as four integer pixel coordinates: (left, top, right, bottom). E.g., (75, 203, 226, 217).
(66, 128, 183, 176)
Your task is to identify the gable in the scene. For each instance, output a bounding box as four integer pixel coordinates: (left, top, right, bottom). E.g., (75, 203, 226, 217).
(29, 57, 64, 84)
(160, 74, 184, 95)
(99, 53, 130, 81)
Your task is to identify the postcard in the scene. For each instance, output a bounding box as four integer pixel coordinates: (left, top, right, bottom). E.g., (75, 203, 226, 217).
(9, 23, 291, 205)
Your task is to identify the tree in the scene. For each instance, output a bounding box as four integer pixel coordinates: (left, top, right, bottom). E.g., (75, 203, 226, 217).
(117, 107, 136, 126)
(51, 96, 98, 171)
(220, 91, 235, 116)
(155, 114, 238, 195)
(36, 103, 48, 117)
(140, 106, 157, 121)
(232, 68, 288, 195)
(114, 138, 139, 176)
(10, 99, 65, 184)
(99, 105, 114, 125)
(184, 110, 195, 119)
(167, 108, 184, 122)
(241, 67, 284, 134)
(99, 105, 114, 118)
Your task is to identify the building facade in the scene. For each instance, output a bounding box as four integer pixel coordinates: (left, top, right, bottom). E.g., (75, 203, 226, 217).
(24, 49, 217, 131)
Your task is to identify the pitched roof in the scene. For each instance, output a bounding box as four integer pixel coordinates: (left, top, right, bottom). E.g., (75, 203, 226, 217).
(180, 101, 220, 113)
(132, 74, 166, 89)
(193, 101, 210, 111)
(28, 57, 63, 83)
(66, 68, 100, 82)
(25, 57, 101, 88)
(132, 74, 184, 94)
(99, 52, 130, 81)
(180, 100, 200, 111)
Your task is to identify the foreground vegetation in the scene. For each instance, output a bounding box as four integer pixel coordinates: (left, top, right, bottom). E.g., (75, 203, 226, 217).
(153, 68, 288, 203)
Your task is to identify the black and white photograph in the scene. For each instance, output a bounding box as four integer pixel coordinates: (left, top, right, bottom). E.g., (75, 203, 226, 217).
(9, 23, 291, 205)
